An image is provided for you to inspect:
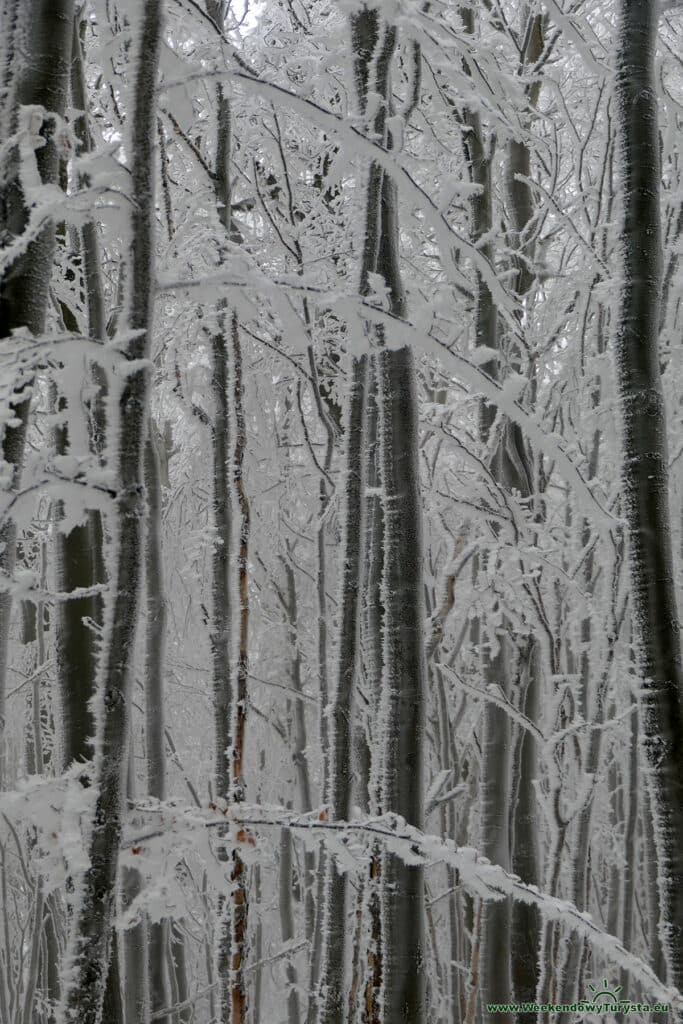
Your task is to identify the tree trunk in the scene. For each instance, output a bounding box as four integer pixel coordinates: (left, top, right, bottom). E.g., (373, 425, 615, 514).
(318, 355, 367, 1024)
(614, 0, 683, 992)
(123, 742, 150, 1024)
(0, 0, 75, 787)
(60, 3, 163, 1019)
(53, 508, 102, 767)
(169, 921, 192, 1024)
(282, 557, 315, 939)
(460, 7, 543, 1013)
(348, 11, 427, 1022)
(376, 344, 427, 1024)
(229, 311, 250, 1024)
(145, 429, 171, 1024)
(279, 827, 302, 1024)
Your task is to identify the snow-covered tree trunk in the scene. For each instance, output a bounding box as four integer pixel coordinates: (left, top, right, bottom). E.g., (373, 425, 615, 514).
(281, 556, 315, 936)
(620, 704, 639, 997)
(210, 315, 233, 804)
(503, 5, 543, 1002)
(642, 777, 666, 976)
(460, 8, 543, 1014)
(229, 311, 250, 1024)
(318, 353, 367, 1024)
(205, 25, 235, 1012)
(204, 11, 251, 1003)
(614, 0, 683, 992)
(376, 344, 427, 1024)
(460, 23, 512, 1015)
(54, 479, 103, 769)
(279, 827, 301, 1024)
(348, 9, 427, 1021)
(145, 430, 167, 804)
(59, 3, 163, 1020)
(360, 358, 384, 1024)
(0, 0, 74, 787)
(145, 429, 171, 1024)
(53, 12, 110, 774)
(123, 744, 150, 1024)
(169, 922, 191, 1024)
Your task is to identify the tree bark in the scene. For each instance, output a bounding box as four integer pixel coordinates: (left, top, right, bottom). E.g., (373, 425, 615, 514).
(614, 0, 683, 993)
(460, 8, 543, 1014)
(349, 11, 427, 1022)
(376, 345, 427, 1024)
(205, 58, 250, 1013)
(60, 3, 163, 1019)
(318, 355, 367, 1024)
(0, 0, 75, 787)
(279, 827, 302, 1024)
(145, 429, 171, 1024)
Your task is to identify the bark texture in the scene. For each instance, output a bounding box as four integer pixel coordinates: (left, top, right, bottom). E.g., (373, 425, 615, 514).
(377, 344, 427, 1024)
(349, 10, 427, 1022)
(318, 354, 367, 1024)
(145, 429, 171, 1024)
(0, 0, 75, 786)
(60, 3, 163, 1020)
(614, 0, 683, 994)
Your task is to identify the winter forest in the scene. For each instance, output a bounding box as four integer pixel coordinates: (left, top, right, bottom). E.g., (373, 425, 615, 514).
(4, 0, 683, 1022)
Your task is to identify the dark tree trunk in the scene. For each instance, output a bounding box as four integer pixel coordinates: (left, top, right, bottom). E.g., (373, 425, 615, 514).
(60, 3, 163, 1020)
(318, 355, 367, 1024)
(0, 0, 75, 787)
(145, 429, 171, 1024)
(377, 345, 427, 1024)
(614, 0, 683, 993)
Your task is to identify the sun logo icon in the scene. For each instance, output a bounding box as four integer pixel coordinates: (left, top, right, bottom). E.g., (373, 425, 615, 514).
(588, 980, 623, 1006)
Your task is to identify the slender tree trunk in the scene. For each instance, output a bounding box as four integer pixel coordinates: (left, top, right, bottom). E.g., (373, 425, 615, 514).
(361, 359, 384, 810)
(169, 922, 191, 1024)
(318, 355, 367, 1024)
(620, 705, 639, 999)
(282, 558, 315, 939)
(252, 864, 263, 1024)
(102, 930, 126, 1024)
(360, 359, 384, 1024)
(206, 75, 235, 1019)
(145, 430, 167, 803)
(122, 868, 150, 1024)
(0, 0, 75, 787)
(60, 4, 163, 1020)
(504, 14, 543, 1012)
(70, 16, 128, 1020)
(510, 642, 541, 1011)
(145, 430, 171, 1024)
(123, 743, 150, 1024)
(376, 345, 427, 1024)
(279, 827, 302, 1024)
(459, 17, 512, 1018)
(643, 782, 666, 978)
(460, 8, 543, 1014)
(53, 8, 107, 774)
(614, 0, 683, 992)
(462, 93, 513, 1024)
(210, 316, 233, 805)
(53, 505, 102, 767)
(229, 312, 250, 1024)
(203, 19, 252, 1014)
